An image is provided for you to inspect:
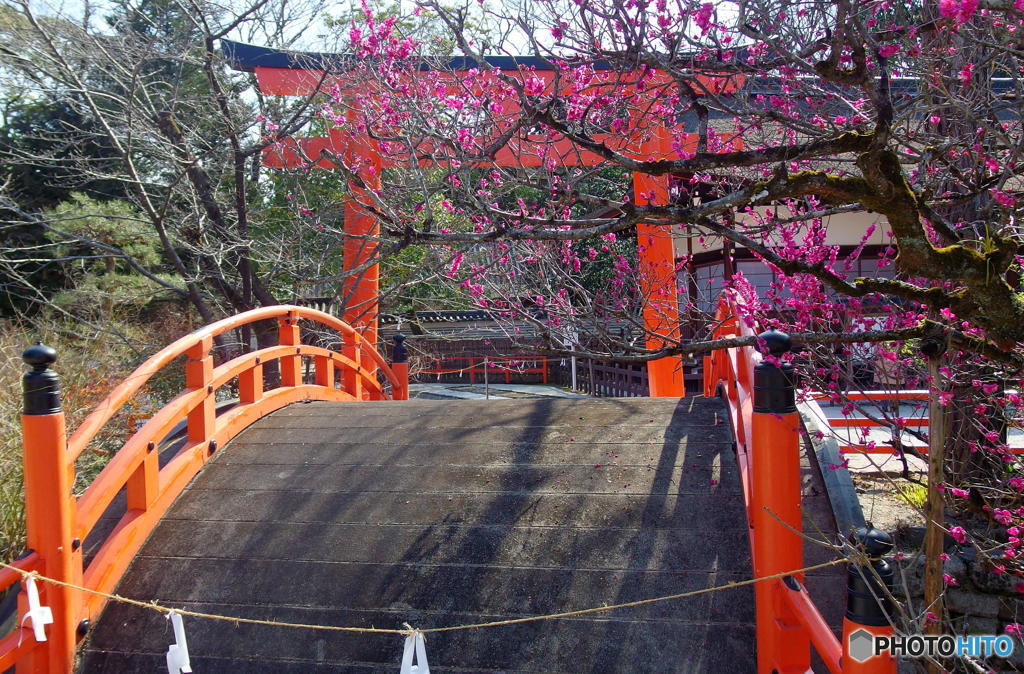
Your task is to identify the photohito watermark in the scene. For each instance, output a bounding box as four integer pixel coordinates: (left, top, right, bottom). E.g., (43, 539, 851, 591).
(848, 629, 1016, 662)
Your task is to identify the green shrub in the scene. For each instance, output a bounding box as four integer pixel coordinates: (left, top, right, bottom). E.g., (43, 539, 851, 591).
(897, 482, 929, 510)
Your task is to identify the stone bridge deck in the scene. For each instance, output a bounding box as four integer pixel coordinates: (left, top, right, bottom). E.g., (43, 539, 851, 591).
(79, 396, 839, 672)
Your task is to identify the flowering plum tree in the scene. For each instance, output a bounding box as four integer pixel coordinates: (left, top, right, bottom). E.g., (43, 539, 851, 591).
(268, 0, 1024, 647)
(288, 0, 1019, 361)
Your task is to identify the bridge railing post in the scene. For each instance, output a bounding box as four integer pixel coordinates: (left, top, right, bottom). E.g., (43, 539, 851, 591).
(390, 333, 409, 401)
(342, 332, 357, 397)
(278, 313, 301, 387)
(239, 354, 264, 404)
(751, 330, 810, 673)
(842, 527, 897, 673)
(20, 344, 78, 672)
(702, 354, 715, 397)
(185, 335, 214, 445)
(352, 334, 365, 399)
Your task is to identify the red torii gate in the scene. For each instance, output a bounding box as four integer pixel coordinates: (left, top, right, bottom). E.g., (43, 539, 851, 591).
(224, 41, 741, 397)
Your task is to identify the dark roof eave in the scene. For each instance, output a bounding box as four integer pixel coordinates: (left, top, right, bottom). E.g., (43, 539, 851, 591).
(220, 39, 605, 73)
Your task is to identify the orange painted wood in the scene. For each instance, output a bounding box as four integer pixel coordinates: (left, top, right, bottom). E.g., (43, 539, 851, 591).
(20, 412, 76, 670)
(779, 578, 842, 673)
(352, 337, 364, 400)
(68, 305, 399, 460)
(315, 355, 334, 388)
(703, 292, 905, 672)
(342, 135, 382, 353)
(278, 315, 302, 387)
(752, 409, 811, 673)
(185, 336, 214, 444)
(0, 628, 39, 672)
(839, 443, 1024, 455)
(342, 332, 358, 397)
(829, 417, 928, 428)
(838, 444, 904, 455)
(811, 391, 929, 402)
(125, 450, 159, 512)
(634, 128, 685, 398)
(702, 355, 716, 397)
(0, 553, 39, 592)
(391, 362, 409, 400)
(239, 361, 263, 404)
(75, 387, 207, 538)
(265, 134, 656, 170)
(76, 345, 388, 540)
(252, 64, 743, 101)
(704, 294, 827, 674)
(254, 66, 333, 95)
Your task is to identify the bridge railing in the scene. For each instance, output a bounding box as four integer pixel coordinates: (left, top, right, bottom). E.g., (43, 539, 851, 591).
(703, 292, 897, 674)
(805, 390, 1024, 458)
(5, 305, 408, 672)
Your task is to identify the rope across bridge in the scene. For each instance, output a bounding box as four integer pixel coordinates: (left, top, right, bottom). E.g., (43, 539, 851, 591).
(1, 558, 847, 637)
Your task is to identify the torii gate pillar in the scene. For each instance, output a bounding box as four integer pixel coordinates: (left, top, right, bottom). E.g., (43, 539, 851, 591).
(341, 134, 381, 351)
(633, 129, 685, 398)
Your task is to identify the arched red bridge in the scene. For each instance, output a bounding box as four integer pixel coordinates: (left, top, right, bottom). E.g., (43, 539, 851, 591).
(2, 301, 897, 673)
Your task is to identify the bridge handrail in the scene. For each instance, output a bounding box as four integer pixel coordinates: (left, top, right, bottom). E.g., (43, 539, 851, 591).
(810, 389, 1024, 456)
(8, 305, 409, 671)
(703, 291, 895, 674)
(703, 293, 758, 513)
(68, 305, 399, 461)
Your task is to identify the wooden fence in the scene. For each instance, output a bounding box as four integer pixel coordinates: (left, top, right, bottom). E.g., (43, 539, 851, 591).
(549, 356, 703, 397)
(403, 337, 551, 385)
(399, 337, 703, 397)
(548, 357, 649, 397)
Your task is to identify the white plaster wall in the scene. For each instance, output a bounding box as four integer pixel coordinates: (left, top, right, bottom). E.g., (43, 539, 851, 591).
(673, 210, 891, 258)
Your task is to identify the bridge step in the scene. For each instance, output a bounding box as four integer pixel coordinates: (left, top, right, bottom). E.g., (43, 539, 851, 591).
(79, 397, 761, 672)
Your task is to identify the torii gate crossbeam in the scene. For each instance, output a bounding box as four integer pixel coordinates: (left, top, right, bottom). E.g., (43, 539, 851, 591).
(223, 40, 745, 397)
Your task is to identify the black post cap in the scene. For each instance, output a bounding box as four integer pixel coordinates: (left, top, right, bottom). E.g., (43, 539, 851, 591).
(846, 526, 895, 626)
(758, 329, 792, 357)
(752, 330, 796, 414)
(391, 333, 408, 364)
(919, 336, 946, 360)
(22, 342, 61, 415)
(850, 526, 895, 559)
(23, 342, 57, 368)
